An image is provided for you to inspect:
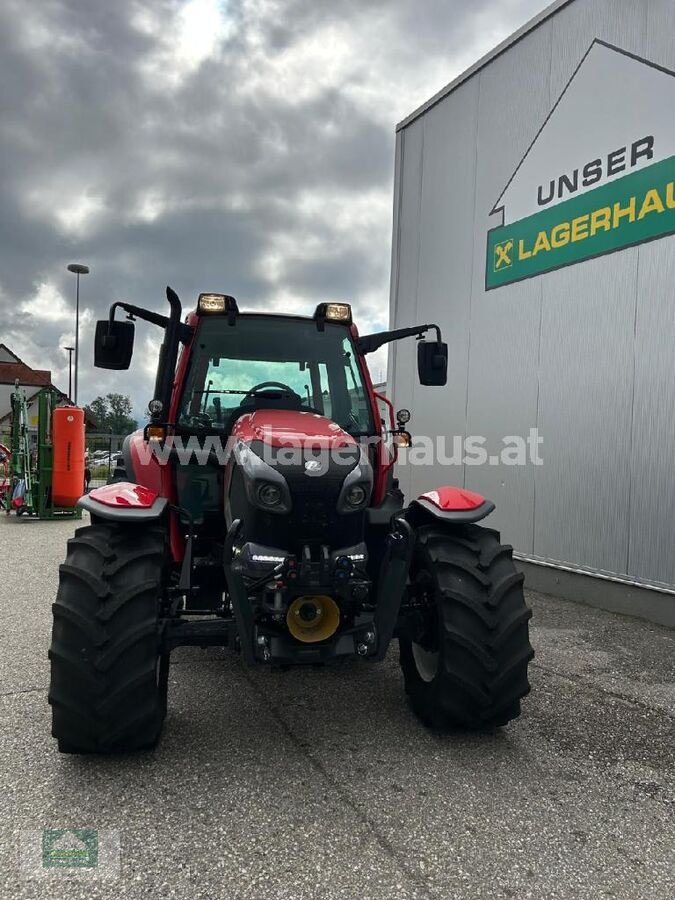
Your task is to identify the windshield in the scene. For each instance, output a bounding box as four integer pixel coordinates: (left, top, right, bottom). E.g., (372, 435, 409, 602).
(177, 316, 375, 435)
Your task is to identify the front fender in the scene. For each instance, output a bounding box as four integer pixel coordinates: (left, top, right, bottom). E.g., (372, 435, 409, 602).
(78, 482, 168, 522)
(407, 486, 494, 524)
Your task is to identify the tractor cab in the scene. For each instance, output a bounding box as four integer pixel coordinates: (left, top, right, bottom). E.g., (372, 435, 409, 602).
(176, 302, 376, 438)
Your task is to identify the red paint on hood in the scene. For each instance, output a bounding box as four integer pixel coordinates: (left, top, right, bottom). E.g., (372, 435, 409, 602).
(232, 410, 356, 448)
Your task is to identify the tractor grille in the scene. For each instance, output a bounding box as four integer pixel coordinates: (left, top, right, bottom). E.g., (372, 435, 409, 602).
(228, 441, 367, 551)
(287, 474, 344, 542)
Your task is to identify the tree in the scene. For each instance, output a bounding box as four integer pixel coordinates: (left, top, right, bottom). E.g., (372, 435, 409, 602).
(84, 394, 137, 434)
(106, 393, 136, 434)
(85, 397, 109, 431)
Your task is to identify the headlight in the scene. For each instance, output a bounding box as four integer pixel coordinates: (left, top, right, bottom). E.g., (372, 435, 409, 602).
(258, 483, 282, 508)
(346, 484, 367, 508)
(337, 452, 373, 513)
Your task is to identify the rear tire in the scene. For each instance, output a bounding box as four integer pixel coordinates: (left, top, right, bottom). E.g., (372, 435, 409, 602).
(49, 522, 169, 753)
(399, 524, 533, 729)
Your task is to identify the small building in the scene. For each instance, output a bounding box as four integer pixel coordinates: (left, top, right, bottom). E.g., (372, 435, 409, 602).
(0, 343, 98, 428)
(0, 344, 59, 429)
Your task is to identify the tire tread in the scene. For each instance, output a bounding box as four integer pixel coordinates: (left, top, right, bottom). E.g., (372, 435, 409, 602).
(400, 523, 534, 729)
(48, 522, 168, 753)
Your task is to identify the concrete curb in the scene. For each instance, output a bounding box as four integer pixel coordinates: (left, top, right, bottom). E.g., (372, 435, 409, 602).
(517, 559, 675, 629)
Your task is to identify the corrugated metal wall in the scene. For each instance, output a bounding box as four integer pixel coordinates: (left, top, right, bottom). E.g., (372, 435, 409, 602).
(389, 0, 675, 589)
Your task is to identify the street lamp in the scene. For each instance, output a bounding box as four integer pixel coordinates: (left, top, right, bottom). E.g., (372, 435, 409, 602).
(67, 263, 90, 405)
(63, 346, 75, 400)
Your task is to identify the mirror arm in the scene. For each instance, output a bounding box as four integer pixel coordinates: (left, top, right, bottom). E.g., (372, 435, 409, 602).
(109, 301, 168, 329)
(358, 323, 442, 354)
(108, 300, 193, 343)
(102, 288, 193, 422)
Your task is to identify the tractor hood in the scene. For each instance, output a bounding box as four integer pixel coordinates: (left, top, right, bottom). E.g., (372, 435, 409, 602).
(231, 409, 357, 449)
(226, 408, 373, 548)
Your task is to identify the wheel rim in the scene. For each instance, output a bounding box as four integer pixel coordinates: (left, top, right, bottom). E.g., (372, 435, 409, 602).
(411, 642, 439, 682)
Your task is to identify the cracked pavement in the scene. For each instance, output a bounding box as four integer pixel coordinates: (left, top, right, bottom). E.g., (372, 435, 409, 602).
(1, 514, 674, 899)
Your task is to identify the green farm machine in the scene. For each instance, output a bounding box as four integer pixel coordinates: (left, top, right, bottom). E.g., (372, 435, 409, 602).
(1, 381, 82, 519)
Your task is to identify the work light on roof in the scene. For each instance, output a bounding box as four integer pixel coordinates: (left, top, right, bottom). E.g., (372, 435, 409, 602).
(314, 302, 352, 323)
(198, 293, 239, 314)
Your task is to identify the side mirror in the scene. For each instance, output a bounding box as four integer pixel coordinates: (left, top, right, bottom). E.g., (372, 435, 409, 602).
(94, 319, 135, 370)
(417, 340, 448, 386)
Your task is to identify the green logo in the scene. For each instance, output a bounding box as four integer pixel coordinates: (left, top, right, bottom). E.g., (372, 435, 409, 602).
(42, 829, 99, 869)
(493, 238, 514, 271)
(486, 155, 675, 289)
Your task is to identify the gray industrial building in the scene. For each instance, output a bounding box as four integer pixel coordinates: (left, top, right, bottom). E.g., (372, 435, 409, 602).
(388, 0, 675, 621)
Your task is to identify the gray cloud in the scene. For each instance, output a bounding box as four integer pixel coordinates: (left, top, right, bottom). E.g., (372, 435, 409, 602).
(0, 0, 547, 420)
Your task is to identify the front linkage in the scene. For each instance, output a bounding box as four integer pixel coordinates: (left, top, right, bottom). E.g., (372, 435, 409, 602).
(221, 514, 415, 666)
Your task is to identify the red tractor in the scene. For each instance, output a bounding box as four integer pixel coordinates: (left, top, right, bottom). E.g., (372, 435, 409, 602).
(49, 289, 533, 753)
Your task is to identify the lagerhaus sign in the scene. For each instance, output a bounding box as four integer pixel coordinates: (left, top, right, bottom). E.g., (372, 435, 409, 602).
(486, 41, 675, 290)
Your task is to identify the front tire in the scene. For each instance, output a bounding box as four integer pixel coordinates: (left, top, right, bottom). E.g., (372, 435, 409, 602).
(49, 522, 169, 753)
(399, 524, 533, 729)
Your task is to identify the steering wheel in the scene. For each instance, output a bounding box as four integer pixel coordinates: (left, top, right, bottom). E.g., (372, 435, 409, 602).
(238, 381, 323, 416)
(241, 381, 301, 403)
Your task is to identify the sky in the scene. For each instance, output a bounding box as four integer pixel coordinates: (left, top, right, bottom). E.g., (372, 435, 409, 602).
(0, 0, 549, 422)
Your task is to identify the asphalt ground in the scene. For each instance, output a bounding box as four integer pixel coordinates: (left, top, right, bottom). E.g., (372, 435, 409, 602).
(0, 513, 673, 900)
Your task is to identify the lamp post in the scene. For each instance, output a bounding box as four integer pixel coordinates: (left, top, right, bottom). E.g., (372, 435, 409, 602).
(63, 346, 75, 400)
(66, 263, 90, 405)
